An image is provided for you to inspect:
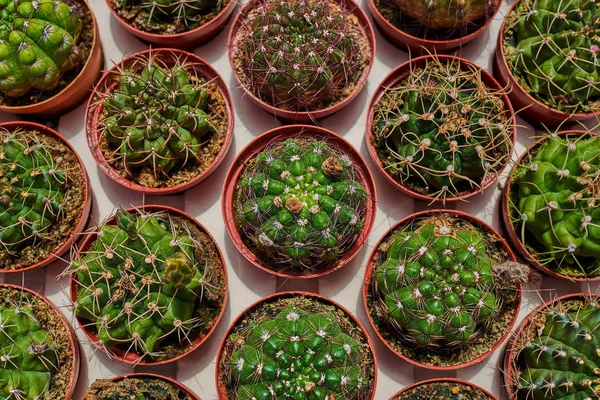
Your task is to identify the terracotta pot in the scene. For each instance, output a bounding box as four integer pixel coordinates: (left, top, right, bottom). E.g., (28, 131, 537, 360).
(227, 0, 375, 123)
(501, 130, 600, 282)
(222, 124, 377, 279)
(0, 0, 103, 117)
(85, 48, 234, 195)
(0, 283, 80, 400)
(366, 0, 500, 54)
(215, 291, 378, 399)
(365, 55, 516, 203)
(363, 209, 522, 370)
(81, 373, 200, 399)
(69, 205, 228, 366)
(0, 121, 92, 273)
(107, 0, 236, 49)
(391, 378, 498, 400)
(494, 1, 598, 127)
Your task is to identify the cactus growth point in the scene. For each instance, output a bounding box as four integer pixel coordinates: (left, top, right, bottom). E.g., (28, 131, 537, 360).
(85, 376, 193, 399)
(508, 132, 600, 279)
(371, 56, 514, 203)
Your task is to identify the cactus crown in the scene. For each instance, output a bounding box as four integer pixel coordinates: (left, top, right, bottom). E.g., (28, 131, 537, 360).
(85, 377, 189, 399)
(509, 131, 600, 279)
(503, 0, 600, 114)
(65, 208, 226, 363)
(234, 137, 368, 275)
(0, 0, 82, 98)
(372, 57, 513, 203)
(232, 0, 370, 112)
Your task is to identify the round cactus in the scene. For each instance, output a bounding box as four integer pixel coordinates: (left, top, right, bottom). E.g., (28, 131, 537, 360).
(394, 0, 493, 30)
(394, 380, 494, 400)
(234, 137, 368, 275)
(508, 132, 600, 279)
(66, 208, 226, 363)
(502, 0, 600, 114)
(371, 56, 513, 203)
(85, 376, 188, 399)
(231, 0, 371, 112)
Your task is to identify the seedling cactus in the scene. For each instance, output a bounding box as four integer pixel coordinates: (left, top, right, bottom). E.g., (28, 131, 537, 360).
(371, 56, 513, 203)
(85, 376, 190, 399)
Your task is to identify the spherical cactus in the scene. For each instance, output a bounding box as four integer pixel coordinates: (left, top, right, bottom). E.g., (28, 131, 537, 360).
(85, 376, 190, 399)
(507, 131, 600, 279)
(502, 0, 600, 114)
(394, 0, 493, 30)
(370, 56, 514, 203)
(231, 0, 371, 112)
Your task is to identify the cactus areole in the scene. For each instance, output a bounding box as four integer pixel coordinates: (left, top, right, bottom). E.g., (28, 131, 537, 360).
(393, 379, 496, 400)
(217, 293, 376, 400)
(84, 374, 197, 400)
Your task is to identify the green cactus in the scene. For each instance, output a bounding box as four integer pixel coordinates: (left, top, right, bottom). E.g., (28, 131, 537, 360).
(394, 381, 493, 400)
(502, 0, 600, 114)
(65, 208, 226, 363)
(0, 0, 82, 98)
(234, 137, 368, 275)
(394, 0, 493, 30)
(371, 56, 513, 203)
(85, 377, 190, 400)
(220, 295, 375, 400)
(232, 0, 370, 112)
(508, 132, 600, 279)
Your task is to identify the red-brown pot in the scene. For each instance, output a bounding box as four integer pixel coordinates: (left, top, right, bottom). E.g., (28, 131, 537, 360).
(69, 205, 228, 366)
(367, 0, 500, 54)
(363, 209, 522, 370)
(106, 0, 236, 49)
(365, 55, 516, 203)
(81, 373, 200, 399)
(501, 130, 600, 282)
(0, 121, 92, 273)
(0, 283, 80, 400)
(227, 0, 375, 123)
(494, 1, 598, 127)
(391, 378, 498, 400)
(222, 124, 377, 279)
(85, 48, 234, 195)
(0, 0, 103, 117)
(215, 291, 378, 399)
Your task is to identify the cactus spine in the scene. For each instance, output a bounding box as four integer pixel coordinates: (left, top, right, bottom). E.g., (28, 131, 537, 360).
(394, 0, 493, 30)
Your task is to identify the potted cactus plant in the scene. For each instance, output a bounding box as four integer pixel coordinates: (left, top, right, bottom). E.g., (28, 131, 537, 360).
(65, 205, 228, 365)
(367, 55, 516, 204)
(222, 125, 376, 278)
(0, 0, 102, 116)
(228, 0, 375, 122)
(82, 373, 199, 399)
(0, 121, 91, 273)
(392, 378, 497, 400)
(364, 210, 527, 369)
(503, 130, 600, 281)
(216, 291, 377, 399)
(495, 0, 600, 126)
(0, 283, 80, 400)
(504, 293, 600, 400)
(85, 48, 233, 195)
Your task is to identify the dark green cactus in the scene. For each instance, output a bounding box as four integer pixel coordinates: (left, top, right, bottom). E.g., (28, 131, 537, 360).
(509, 132, 600, 279)
(85, 377, 190, 400)
(394, 0, 492, 30)
(371, 56, 513, 203)
(503, 0, 600, 113)
(395, 381, 493, 400)
(234, 138, 368, 275)
(232, 0, 370, 112)
(0, 0, 82, 97)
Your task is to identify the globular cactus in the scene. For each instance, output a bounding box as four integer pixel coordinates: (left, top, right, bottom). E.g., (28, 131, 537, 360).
(0, 0, 82, 97)
(232, 0, 370, 112)
(234, 138, 368, 274)
(395, 381, 493, 400)
(371, 56, 513, 203)
(394, 0, 493, 31)
(85, 377, 187, 400)
(508, 132, 600, 278)
(503, 0, 600, 113)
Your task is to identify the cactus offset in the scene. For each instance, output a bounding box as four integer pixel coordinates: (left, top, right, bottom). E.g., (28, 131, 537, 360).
(85, 377, 188, 399)
(394, 0, 493, 30)
(503, 0, 600, 114)
(234, 138, 368, 274)
(371, 56, 513, 203)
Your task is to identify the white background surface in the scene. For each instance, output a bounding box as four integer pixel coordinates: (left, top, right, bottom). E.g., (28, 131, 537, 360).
(0, 0, 599, 398)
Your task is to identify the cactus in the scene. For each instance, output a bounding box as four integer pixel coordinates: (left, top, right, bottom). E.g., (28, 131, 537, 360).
(502, 0, 600, 114)
(508, 132, 600, 279)
(0, 0, 83, 98)
(394, 381, 493, 400)
(220, 295, 375, 400)
(234, 137, 368, 275)
(371, 56, 513, 203)
(85, 377, 189, 399)
(231, 0, 370, 112)
(394, 0, 493, 31)
(65, 208, 226, 363)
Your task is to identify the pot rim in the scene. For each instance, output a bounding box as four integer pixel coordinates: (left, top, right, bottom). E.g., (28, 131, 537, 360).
(390, 377, 498, 400)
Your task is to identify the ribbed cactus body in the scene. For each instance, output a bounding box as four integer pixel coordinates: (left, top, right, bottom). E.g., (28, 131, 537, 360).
(0, 0, 82, 97)
(395, 0, 490, 30)
(137, 0, 219, 26)
(85, 377, 184, 399)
